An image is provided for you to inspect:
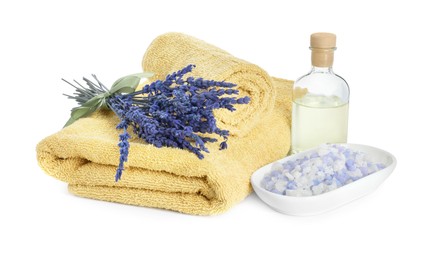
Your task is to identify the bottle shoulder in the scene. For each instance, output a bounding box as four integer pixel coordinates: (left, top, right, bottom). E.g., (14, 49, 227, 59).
(294, 70, 350, 102)
(296, 71, 348, 85)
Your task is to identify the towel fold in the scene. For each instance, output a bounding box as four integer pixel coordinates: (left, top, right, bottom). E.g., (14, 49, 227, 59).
(36, 33, 292, 215)
(143, 33, 275, 137)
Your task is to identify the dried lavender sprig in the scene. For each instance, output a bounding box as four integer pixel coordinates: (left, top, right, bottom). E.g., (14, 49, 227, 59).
(108, 64, 250, 181)
(62, 65, 250, 181)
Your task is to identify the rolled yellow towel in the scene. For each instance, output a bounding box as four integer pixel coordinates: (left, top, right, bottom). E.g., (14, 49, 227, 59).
(143, 32, 275, 137)
(37, 78, 292, 215)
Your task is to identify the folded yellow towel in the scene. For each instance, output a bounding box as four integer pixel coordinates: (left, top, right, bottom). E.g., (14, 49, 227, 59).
(37, 78, 291, 215)
(143, 33, 275, 137)
(36, 33, 292, 215)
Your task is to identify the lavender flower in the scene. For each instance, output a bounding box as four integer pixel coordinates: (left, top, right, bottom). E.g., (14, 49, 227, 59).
(107, 65, 250, 181)
(116, 124, 130, 182)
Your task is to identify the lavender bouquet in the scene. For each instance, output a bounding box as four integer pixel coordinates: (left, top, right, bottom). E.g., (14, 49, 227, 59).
(63, 65, 250, 181)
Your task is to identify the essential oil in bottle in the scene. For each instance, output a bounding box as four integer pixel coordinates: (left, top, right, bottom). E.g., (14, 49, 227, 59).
(290, 33, 350, 154)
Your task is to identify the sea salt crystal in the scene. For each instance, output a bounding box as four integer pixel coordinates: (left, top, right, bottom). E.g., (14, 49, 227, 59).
(274, 180, 287, 194)
(349, 169, 363, 181)
(302, 166, 311, 174)
(313, 158, 323, 167)
(284, 171, 294, 181)
(333, 160, 345, 172)
(326, 181, 338, 191)
(312, 183, 325, 195)
(297, 176, 310, 186)
(261, 144, 386, 197)
(291, 169, 302, 179)
(318, 146, 330, 156)
(286, 181, 297, 190)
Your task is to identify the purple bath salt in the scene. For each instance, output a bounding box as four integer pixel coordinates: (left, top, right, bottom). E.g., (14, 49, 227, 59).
(261, 144, 386, 197)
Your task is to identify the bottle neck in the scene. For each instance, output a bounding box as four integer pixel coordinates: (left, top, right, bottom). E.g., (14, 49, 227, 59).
(310, 66, 334, 74)
(311, 47, 335, 68)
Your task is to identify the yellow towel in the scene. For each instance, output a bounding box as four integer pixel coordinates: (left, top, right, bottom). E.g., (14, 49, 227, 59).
(36, 33, 292, 215)
(143, 33, 275, 137)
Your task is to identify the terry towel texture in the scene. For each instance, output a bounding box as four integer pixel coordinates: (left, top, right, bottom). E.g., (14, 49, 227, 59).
(143, 33, 276, 137)
(37, 33, 292, 215)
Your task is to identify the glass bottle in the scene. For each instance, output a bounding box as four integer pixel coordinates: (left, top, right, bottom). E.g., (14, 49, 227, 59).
(290, 32, 350, 154)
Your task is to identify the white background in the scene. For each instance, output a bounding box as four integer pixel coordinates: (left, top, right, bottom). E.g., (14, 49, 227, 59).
(1, 0, 426, 259)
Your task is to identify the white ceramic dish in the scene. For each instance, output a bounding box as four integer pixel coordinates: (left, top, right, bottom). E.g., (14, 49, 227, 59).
(251, 143, 396, 216)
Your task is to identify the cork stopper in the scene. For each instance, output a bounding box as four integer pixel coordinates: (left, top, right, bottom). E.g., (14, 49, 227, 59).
(310, 32, 336, 67)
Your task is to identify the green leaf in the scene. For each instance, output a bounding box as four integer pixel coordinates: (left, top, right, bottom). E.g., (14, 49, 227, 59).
(64, 107, 92, 128)
(110, 76, 139, 94)
(63, 116, 77, 128)
(110, 72, 154, 94)
(80, 94, 104, 108)
(63, 98, 104, 128)
(117, 87, 135, 94)
(71, 106, 92, 119)
(134, 71, 155, 78)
